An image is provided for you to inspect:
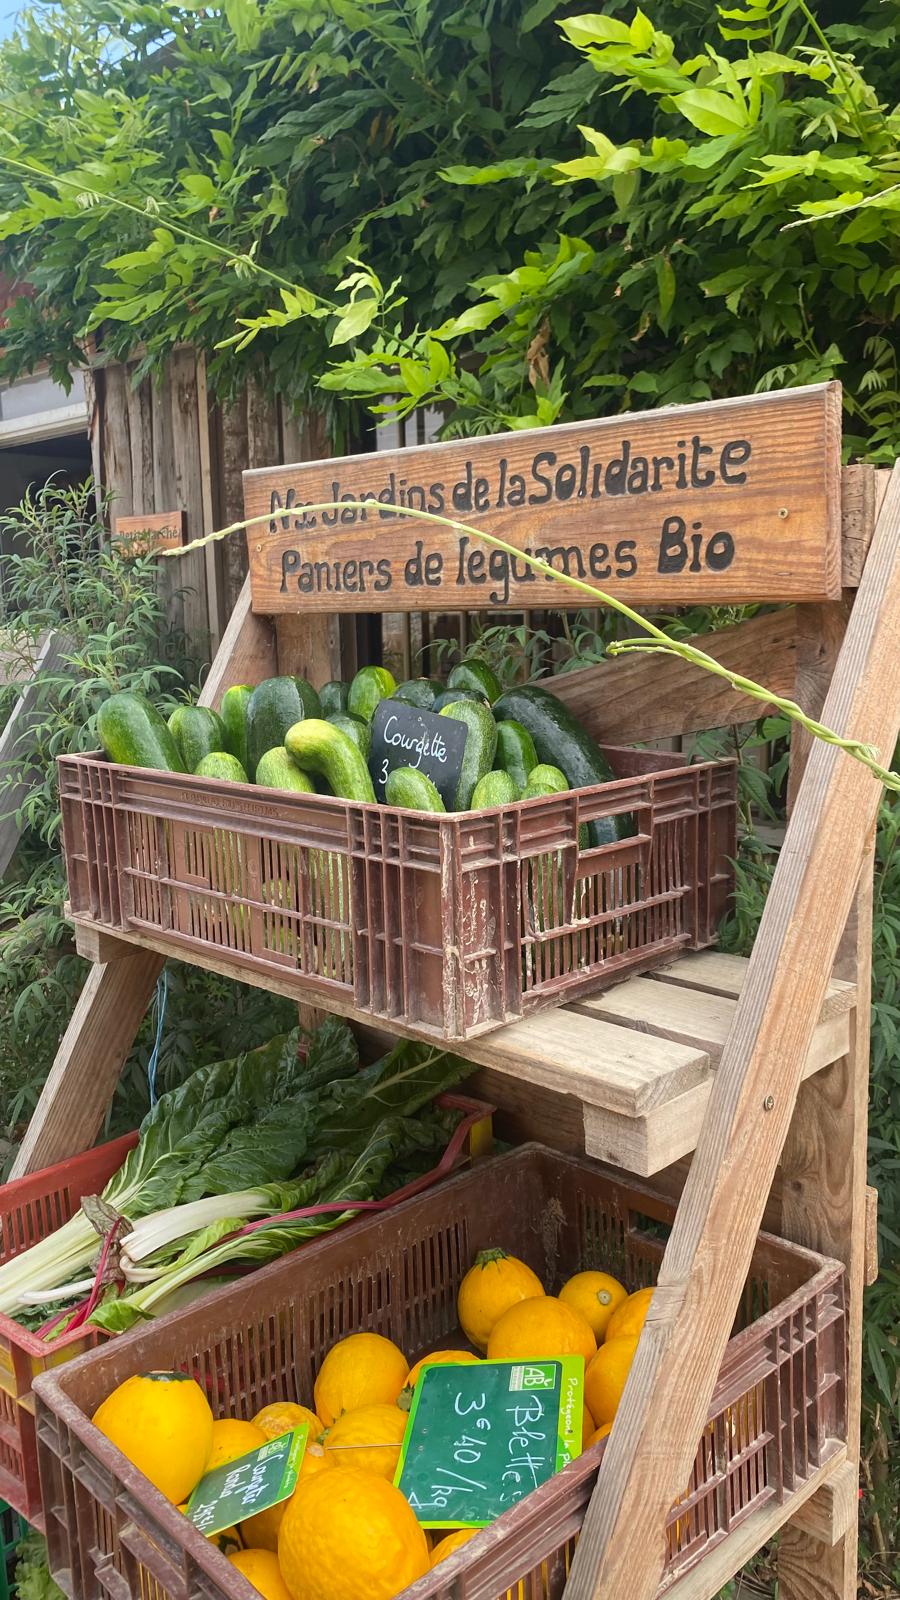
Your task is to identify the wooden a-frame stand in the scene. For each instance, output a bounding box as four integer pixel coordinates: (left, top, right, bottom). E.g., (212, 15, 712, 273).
(16, 383, 900, 1600)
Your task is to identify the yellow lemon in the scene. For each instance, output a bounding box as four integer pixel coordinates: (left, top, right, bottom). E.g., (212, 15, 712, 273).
(584, 1336, 639, 1425)
(241, 1444, 331, 1551)
(227, 1548, 292, 1600)
(431, 1528, 477, 1566)
(457, 1249, 545, 1352)
(585, 1422, 613, 1448)
(486, 1295, 597, 1366)
(205, 1418, 267, 1473)
(559, 1271, 628, 1342)
(92, 1372, 213, 1504)
(251, 1402, 323, 1443)
(404, 1350, 480, 1392)
(322, 1404, 408, 1479)
(605, 1286, 653, 1343)
(582, 1404, 594, 1442)
(278, 1467, 429, 1600)
(314, 1332, 409, 1427)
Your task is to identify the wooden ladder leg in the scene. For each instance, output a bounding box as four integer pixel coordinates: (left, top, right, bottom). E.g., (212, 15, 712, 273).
(777, 601, 876, 1595)
(564, 464, 900, 1600)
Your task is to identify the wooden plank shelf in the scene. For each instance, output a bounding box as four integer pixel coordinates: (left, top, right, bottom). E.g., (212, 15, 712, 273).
(70, 919, 854, 1180)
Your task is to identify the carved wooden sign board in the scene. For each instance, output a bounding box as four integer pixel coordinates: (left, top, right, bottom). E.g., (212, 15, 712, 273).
(244, 384, 841, 613)
(113, 511, 185, 557)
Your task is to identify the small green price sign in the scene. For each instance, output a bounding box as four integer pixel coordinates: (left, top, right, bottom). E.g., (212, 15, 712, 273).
(394, 1359, 583, 1529)
(185, 1426, 308, 1537)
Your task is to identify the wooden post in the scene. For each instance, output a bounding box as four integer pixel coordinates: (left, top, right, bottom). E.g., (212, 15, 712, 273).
(564, 464, 900, 1600)
(9, 582, 274, 1176)
(775, 594, 876, 1597)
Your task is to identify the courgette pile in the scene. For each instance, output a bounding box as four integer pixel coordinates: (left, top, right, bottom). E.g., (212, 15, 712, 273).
(95, 660, 631, 840)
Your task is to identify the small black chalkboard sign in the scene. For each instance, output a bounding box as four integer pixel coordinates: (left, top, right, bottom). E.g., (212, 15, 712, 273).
(370, 700, 468, 807)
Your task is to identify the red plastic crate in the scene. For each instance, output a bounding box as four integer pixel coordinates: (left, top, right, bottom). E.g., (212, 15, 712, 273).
(0, 1133, 138, 1526)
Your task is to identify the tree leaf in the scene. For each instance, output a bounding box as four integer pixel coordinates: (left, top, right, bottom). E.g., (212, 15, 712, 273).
(673, 86, 748, 136)
(329, 295, 379, 345)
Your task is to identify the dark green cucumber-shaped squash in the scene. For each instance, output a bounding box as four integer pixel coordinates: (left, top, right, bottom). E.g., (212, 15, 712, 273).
(448, 657, 502, 704)
(220, 684, 252, 775)
(348, 665, 397, 722)
(319, 680, 350, 717)
(494, 720, 539, 791)
(284, 719, 376, 803)
(98, 692, 186, 772)
(326, 711, 372, 759)
(246, 677, 316, 778)
(194, 752, 249, 784)
(471, 770, 520, 809)
(492, 684, 631, 845)
(439, 699, 497, 809)
(432, 687, 486, 711)
(254, 747, 315, 793)
(168, 706, 227, 773)
(391, 678, 444, 710)
(385, 767, 446, 812)
(293, 677, 322, 718)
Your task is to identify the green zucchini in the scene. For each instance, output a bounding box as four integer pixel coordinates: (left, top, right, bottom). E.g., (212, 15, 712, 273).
(254, 748, 316, 793)
(194, 752, 249, 784)
(284, 719, 376, 803)
(439, 699, 497, 809)
(385, 768, 446, 813)
(293, 678, 322, 718)
(492, 684, 631, 844)
(319, 680, 350, 717)
(326, 711, 372, 759)
(246, 677, 316, 778)
(521, 763, 569, 798)
(494, 720, 539, 791)
(97, 692, 186, 772)
(347, 665, 397, 723)
(448, 657, 502, 704)
(168, 706, 226, 773)
(432, 687, 487, 711)
(471, 770, 520, 809)
(220, 684, 252, 775)
(391, 678, 444, 710)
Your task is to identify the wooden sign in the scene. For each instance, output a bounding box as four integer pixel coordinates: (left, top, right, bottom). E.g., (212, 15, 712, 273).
(112, 511, 185, 557)
(244, 385, 841, 614)
(395, 1358, 583, 1528)
(369, 700, 467, 805)
(186, 1427, 308, 1536)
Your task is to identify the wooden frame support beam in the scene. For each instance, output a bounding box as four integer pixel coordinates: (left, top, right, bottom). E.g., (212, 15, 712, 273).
(565, 463, 900, 1600)
(10, 581, 275, 1177)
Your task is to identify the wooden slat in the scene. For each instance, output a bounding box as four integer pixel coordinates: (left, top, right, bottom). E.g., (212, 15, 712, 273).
(565, 461, 900, 1600)
(788, 1460, 859, 1547)
(170, 348, 210, 657)
(841, 463, 891, 586)
(865, 1185, 878, 1286)
(584, 1011, 850, 1177)
(650, 951, 856, 1018)
(546, 609, 798, 744)
(663, 1450, 848, 1600)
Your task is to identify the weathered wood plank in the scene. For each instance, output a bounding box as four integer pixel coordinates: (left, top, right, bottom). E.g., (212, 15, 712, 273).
(564, 461, 900, 1600)
(789, 1460, 859, 1547)
(170, 348, 209, 660)
(247, 386, 842, 612)
(840, 463, 891, 587)
(546, 609, 798, 744)
(0, 632, 70, 879)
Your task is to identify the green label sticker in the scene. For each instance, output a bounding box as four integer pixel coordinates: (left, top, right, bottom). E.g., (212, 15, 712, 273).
(186, 1426, 308, 1537)
(394, 1359, 583, 1529)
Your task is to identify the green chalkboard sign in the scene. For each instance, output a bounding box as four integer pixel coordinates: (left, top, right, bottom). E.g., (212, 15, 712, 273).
(186, 1426, 308, 1536)
(394, 1359, 583, 1529)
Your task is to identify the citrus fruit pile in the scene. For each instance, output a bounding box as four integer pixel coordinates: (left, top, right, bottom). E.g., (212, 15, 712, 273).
(91, 1250, 653, 1600)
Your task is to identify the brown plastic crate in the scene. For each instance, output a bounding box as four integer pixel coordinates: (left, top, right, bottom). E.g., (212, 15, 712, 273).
(58, 745, 736, 1042)
(34, 1144, 845, 1600)
(0, 1133, 138, 1527)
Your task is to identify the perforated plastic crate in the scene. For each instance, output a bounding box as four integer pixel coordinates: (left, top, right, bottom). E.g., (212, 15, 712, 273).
(59, 745, 736, 1042)
(34, 1144, 846, 1600)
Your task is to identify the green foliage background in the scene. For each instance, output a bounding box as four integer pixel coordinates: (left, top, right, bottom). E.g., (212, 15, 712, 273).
(0, 0, 897, 1585)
